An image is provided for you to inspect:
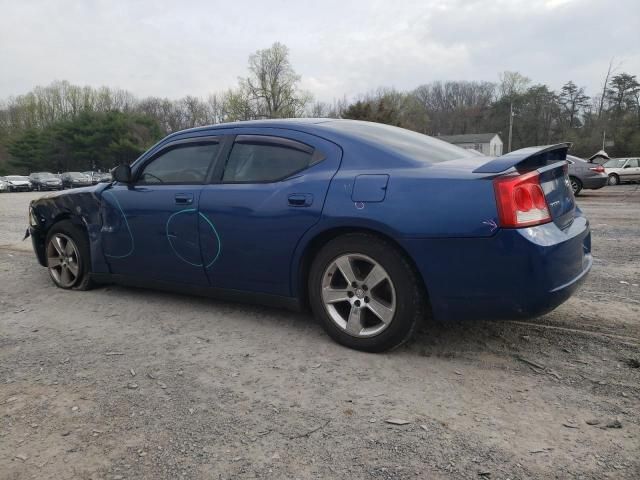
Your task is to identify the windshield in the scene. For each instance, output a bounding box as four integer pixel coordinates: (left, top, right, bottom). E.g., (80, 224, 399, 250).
(37, 172, 56, 178)
(7, 175, 28, 181)
(319, 120, 475, 163)
(68, 172, 86, 178)
(604, 159, 627, 168)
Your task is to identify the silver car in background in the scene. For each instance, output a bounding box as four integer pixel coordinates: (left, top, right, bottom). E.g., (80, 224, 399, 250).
(603, 158, 640, 185)
(566, 155, 608, 195)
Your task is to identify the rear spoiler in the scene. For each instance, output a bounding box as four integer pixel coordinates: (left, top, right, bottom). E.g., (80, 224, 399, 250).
(473, 143, 571, 174)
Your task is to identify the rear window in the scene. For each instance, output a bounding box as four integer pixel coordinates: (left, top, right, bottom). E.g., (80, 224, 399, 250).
(604, 159, 627, 168)
(320, 121, 475, 163)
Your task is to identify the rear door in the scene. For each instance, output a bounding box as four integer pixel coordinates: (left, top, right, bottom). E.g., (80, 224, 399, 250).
(626, 158, 640, 180)
(101, 137, 222, 286)
(198, 128, 342, 297)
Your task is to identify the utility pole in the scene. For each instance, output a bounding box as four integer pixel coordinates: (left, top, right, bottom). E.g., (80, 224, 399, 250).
(508, 102, 514, 153)
(602, 130, 606, 150)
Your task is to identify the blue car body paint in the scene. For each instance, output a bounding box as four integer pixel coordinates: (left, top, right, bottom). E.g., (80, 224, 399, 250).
(102, 190, 135, 258)
(28, 119, 591, 322)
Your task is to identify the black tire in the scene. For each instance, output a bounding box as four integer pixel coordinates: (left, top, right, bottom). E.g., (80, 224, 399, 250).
(45, 220, 94, 290)
(569, 176, 582, 196)
(608, 174, 619, 186)
(308, 233, 426, 352)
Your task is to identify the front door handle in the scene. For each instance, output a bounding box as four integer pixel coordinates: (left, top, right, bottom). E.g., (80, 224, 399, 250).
(288, 193, 313, 207)
(175, 193, 194, 205)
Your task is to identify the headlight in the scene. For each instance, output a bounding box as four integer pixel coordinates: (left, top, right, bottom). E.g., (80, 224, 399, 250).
(29, 207, 38, 227)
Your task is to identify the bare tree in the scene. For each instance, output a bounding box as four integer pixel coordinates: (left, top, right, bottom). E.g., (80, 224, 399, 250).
(241, 42, 310, 118)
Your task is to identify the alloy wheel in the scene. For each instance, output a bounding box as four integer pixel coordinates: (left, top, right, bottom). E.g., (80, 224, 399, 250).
(46, 233, 80, 288)
(321, 253, 396, 338)
(570, 179, 579, 193)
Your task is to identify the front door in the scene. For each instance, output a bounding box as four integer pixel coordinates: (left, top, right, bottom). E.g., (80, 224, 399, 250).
(101, 139, 222, 286)
(198, 128, 342, 297)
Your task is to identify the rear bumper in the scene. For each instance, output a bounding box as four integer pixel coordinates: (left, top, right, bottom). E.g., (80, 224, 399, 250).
(403, 214, 592, 321)
(582, 176, 608, 190)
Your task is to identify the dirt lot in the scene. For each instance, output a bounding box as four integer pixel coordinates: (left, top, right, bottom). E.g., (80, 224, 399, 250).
(1, 186, 639, 480)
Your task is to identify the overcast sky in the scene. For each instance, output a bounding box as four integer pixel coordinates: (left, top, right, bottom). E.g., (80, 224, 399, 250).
(1, 0, 638, 102)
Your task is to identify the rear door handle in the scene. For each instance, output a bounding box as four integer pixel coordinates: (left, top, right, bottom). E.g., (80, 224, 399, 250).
(175, 193, 194, 205)
(288, 194, 313, 207)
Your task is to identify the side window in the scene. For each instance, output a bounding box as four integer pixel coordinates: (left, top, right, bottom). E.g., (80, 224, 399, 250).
(629, 159, 640, 168)
(222, 135, 321, 183)
(139, 143, 220, 184)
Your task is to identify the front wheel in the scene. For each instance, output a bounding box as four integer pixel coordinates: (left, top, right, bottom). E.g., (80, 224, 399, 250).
(608, 174, 619, 186)
(45, 220, 93, 290)
(308, 233, 426, 352)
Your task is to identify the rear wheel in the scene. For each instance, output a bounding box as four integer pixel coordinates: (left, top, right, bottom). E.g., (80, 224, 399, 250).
(608, 174, 619, 186)
(308, 233, 426, 352)
(45, 220, 93, 290)
(569, 176, 582, 195)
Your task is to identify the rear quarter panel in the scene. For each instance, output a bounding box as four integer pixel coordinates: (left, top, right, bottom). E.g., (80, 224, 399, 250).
(321, 159, 500, 239)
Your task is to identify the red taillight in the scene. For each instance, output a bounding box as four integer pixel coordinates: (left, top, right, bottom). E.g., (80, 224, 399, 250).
(493, 171, 552, 228)
(589, 165, 605, 173)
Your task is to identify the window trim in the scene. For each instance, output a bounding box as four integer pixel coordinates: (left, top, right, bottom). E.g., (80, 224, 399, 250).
(133, 136, 224, 186)
(218, 134, 325, 185)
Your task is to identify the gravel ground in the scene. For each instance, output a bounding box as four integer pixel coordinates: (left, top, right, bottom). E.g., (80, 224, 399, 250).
(1, 186, 639, 480)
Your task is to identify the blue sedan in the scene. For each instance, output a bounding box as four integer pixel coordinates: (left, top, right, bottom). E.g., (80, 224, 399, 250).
(27, 120, 592, 351)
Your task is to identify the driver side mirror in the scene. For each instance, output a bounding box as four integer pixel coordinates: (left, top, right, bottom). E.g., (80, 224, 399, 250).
(112, 164, 132, 183)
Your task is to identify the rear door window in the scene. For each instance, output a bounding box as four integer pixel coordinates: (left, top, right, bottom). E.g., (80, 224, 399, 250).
(222, 135, 322, 183)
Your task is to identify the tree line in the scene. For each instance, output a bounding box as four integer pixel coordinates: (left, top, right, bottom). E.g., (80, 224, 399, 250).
(1, 42, 638, 174)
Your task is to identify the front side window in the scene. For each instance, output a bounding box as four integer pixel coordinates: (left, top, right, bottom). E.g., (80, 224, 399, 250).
(628, 159, 640, 168)
(222, 136, 318, 183)
(139, 143, 220, 184)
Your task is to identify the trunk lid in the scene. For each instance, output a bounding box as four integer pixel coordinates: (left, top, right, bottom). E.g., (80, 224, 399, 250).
(474, 143, 576, 230)
(537, 163, 575, 230)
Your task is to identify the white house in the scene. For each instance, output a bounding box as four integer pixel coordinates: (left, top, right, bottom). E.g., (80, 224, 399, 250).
(438, 133, 503, 156)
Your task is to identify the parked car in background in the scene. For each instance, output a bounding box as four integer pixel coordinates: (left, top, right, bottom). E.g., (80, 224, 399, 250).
(27, 120, 591, 352)
(603, 158, 640, 185)
(61, 172, 93, 189)
(29, 172, 63, 191)
(99, 171, 112, 183)
(5, 175, 32, 192)
(84, 171, 113, 183)
(566, 155, 608, 195)
(0, 176, 8, 192)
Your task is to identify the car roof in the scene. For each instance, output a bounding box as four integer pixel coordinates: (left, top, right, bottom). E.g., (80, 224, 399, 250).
(160, 119, 474, 167)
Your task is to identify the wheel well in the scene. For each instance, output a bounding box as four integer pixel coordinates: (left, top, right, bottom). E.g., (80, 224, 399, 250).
(46, 214, 90, 246)
(48, 213, 83, 233)
(297, 227, 430, 310)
